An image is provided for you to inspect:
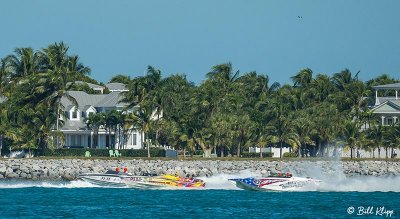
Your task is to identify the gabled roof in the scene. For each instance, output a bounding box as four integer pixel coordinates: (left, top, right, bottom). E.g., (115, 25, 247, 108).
(372, 82, 400, 90)
(106, 83, 127, 91)
(61, 91, 128, 110)
(67, 81, 105, 90)
(82, 105, 96, 112)
(61, 91, 104, 111)
(65, 105, 75, 111)
(371, 100, 400, 113)
(96, 91, 127, 107)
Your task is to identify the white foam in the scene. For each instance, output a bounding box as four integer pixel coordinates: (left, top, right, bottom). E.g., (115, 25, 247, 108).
(199, 169, 260, 190)
(0, 180, 97, 189)
(1, 165, 399, 192)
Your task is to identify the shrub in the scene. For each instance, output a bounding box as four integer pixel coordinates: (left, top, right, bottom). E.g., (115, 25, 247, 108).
(283, 152, 297, 157)
(241, 152, 273, 158)
(40, 148, 166, 157)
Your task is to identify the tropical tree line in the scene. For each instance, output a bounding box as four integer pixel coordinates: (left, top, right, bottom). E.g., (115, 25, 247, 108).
(117, 63, 399, 159)
(0, 42, 93, 152)
(1, 42, 399, 158)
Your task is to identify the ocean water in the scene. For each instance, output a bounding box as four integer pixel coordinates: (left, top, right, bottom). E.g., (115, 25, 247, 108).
(0, 174, 399, 219)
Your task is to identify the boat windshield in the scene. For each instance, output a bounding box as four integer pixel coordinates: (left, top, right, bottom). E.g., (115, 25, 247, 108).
(268, 173, 293, 178)
(105, 170, 131, 175)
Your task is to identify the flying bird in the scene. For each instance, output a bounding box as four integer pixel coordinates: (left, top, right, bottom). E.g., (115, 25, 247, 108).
(297, 16, 303, 19)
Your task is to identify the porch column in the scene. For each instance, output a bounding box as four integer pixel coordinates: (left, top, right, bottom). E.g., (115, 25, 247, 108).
(396, 90, 398, 100)
(375, 90, 380, 105)
(394, 116, 398, 124)
(90, 132, 93, 148)
(381, 116, 385, 126)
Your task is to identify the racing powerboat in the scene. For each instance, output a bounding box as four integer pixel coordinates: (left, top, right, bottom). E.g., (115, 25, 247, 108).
(78, 168, 205, 189)
(229, 173, 320, 191)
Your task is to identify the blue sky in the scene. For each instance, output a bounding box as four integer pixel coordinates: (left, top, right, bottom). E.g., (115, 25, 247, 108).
(1, 0, 399, 84)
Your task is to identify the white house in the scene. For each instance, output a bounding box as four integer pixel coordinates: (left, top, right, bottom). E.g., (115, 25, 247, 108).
(371, 82, 400, 125)
(60, 87, 143, 149)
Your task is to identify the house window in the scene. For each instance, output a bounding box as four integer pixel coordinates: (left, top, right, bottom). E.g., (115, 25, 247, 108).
(72, 111, 77, 119)
(131, 134, 137, 146)
(71, 135, 76, 145)
(387, 118, 393, 125)
(81, 112, 85, 118)
(77, 135, 82, 146)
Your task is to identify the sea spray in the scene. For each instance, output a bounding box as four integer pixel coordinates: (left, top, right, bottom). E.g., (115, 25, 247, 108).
(0, 174, 399, 192)
(0, 180, 96, 189)
(199, 169, 258, 190)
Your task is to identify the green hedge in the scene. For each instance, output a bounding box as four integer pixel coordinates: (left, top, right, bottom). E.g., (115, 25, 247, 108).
(41, 148, 166, 157)
(283, 152, 297, 157)
(241, 152, 273, 158)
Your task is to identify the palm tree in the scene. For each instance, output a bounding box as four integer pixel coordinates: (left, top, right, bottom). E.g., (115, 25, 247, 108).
(206, 62, 239, 84)
(293, 116, 314, 157)
(36, 42, 90, 148)
(269, 114, 300, 158)
(291, 68, 313, 88)
(366, 124, 385, 158)
(342, 120, 362, 159)
(85, 112, 105, 148)
(136, 106, 152, 157)
(4, 47, 44, 79)
(110, 74, 131, 84)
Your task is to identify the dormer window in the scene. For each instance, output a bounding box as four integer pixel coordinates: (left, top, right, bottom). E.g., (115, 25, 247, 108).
(72, 111, 77, 119)
(81, 112, 85, 118)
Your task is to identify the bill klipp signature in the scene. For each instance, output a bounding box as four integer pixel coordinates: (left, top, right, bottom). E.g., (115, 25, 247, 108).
(347, 206, 394, 218)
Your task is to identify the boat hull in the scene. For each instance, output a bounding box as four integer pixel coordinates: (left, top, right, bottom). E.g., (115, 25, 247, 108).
(230, 177, 320, 191)
(79, 173, 205, 189)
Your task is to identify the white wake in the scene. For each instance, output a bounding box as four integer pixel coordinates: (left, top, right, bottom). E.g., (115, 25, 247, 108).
(0, 165, 399, 192)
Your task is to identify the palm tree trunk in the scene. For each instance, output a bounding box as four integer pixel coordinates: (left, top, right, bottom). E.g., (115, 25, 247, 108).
(280, 141, 283, 158)
(378, 147, 381, 158)
(156, 113, 160, 147)
(326, 142, 329, 157)
(141, 131, 144, 149)
(0, 134, 3, 157)
(56, 105, 59, 149)
(350, 146, 353, 159)
(145, 132, 150, 158)
(386, 146, 388, 159)
(237, 141, 241, 157)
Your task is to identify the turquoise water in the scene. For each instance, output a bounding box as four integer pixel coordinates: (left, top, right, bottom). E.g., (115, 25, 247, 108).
(0, 184, 398, 218)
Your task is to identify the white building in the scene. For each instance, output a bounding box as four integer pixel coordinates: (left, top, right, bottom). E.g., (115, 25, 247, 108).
(371, 82, 400, 126)
(60, 88, 142, 149)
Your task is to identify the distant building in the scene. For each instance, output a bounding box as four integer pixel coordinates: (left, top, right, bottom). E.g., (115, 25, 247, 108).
(371, 82, 400, 126)
(67, 81, 106, 94)
(105, 83, 128, 92)
(60, 87, 142, 149)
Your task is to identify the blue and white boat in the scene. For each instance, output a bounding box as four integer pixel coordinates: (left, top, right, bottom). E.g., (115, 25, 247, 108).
(229, 173, 320, 191)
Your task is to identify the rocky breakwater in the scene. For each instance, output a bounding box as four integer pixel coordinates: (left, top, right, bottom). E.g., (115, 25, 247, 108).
(0, 159, 399, 180)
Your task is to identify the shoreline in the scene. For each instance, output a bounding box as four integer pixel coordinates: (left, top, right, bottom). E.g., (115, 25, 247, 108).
(1, 159, 399, 180)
